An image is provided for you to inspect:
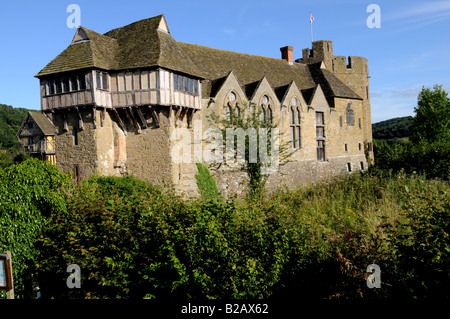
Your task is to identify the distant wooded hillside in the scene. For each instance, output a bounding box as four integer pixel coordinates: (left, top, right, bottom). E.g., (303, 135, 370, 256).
(0, 103, 33, 149)
(372, 116, 413, 140)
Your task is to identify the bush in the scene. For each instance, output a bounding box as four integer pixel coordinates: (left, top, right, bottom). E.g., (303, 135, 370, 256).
(33, 171, 450, 300)
(195, 163, 221, 200)
(0, 158, 70, 298)
(36, 175, 188, 299)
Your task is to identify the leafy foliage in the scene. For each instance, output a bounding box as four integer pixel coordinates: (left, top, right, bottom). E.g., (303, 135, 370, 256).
(373, 85, 450, 180)
(30, 170, 449, 300)
(207, 102, 294, 199)
(0, 103, 32, 149)
(411, 84, 450, 143)
(195, 163, 221, 200)
(0, 158, 70, 298)
(372, 116, 413, 140)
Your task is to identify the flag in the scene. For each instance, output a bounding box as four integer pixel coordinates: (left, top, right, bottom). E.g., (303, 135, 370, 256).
(310, 13, 314, 23)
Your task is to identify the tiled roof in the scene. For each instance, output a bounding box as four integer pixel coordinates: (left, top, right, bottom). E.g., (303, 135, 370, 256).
(178, 42, 317, 91)
(35, 14, 362, 103)
(36, 15, 201, 78)
(307, 63, 362, 101)
(27, 112, 55, 135)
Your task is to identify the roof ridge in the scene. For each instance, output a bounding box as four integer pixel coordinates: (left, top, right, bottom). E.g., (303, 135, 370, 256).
(178, 42, 292, 64)
(104, 14, 163, 38)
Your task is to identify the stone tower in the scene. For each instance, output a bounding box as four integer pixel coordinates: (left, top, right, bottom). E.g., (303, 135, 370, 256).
(297, 40, 374, 162)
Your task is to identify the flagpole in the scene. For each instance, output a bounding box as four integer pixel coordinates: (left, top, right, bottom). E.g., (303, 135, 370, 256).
(310, 12, 314, 44)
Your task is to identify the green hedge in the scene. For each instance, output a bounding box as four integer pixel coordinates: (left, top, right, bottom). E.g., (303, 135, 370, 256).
(0, 158, 70, 298)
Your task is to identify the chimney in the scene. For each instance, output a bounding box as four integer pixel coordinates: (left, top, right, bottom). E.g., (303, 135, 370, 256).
(280, 46, 294, 64)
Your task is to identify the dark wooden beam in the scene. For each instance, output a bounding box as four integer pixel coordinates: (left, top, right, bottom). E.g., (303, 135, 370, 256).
(135, 106, 147, 129)
(148, 105, 160, 127)
(100, 108, 105, 127)
(92, 107, 97, 129)
(111, 108, 127, 136)
(74, 107, 84, 130)
(63, 111, 68, 132)
(128, 107, 141, 134)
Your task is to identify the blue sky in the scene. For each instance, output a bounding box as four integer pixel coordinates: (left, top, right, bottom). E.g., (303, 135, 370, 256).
(0, 0, 449, 123)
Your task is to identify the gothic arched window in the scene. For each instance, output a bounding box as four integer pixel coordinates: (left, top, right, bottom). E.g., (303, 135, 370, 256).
(260, 95, 272, 123)
(290, 98, 301, 149)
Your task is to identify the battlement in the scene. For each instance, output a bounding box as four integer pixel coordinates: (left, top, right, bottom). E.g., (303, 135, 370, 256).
(296, 40, 334, 67)
(332, 56, 368, 74)
(296, 40, 368, 76)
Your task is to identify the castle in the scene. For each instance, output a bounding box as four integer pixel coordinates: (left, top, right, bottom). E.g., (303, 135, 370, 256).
(17, 14, 373, 196)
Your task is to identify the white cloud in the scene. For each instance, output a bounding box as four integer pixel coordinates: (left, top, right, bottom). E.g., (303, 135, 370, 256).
(384, 1, 450, 31)
(223, 28, 235, 35)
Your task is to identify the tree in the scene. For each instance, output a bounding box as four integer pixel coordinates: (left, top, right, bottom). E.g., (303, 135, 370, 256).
(208, 102, 294, 198)
(411, 85, 450, 143)
(0, 158, 70, 298)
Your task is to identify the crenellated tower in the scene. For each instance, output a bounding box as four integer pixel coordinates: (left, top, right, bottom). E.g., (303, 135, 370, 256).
(297, 40, 373, 163)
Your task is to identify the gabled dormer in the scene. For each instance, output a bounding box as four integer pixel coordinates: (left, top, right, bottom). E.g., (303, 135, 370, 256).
(17, 112, 56, 164)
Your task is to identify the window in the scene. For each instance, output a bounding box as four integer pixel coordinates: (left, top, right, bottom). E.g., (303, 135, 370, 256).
(267, 106, 273, 122)
(316, 112, 324, 126)
(47, 80, 55, 95)
(316, 112, 325, 138)
(193, 79, 198, 94)
(290, 105, 301, 149)
(45, 73, 86, 96)
(73, 129, 78, 146)
(260, 106, 266, 122)
(260, 95, 272, 123)
(345, 143, 348, 152)
(316, 112, 325, 161)
(226, 92, 240, 120)
(358, 118, 361, 128)
(347, 162, 352, 172)
(27, 122, 33, 129)
(360, 161, 364, 170)
(359, 143, 362, 151)
(317, 140, 325, 161)
(346, 103, 354, 126)
(70, 75, 79, 91)
(173, 74, 178, 90)
(62, 76, 70, 92)
(339, 115, 343, 127)
(96, 71, 109, 90)
(226, 105, 232, 121)
(173, 73, 198, 94)
(27, 136, 34, 145)
(55, 79, 62, 94)
(79, 74, 86, 90)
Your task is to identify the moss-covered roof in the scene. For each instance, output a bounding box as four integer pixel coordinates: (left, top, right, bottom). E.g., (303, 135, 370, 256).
(18, 112, 55, 136)
(35, 14, 362, 103)
(307, 63, 362, 101)
(36, 15, 202, 78)
(36, 27, 119, 77)
(179, 42, 317, 91)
